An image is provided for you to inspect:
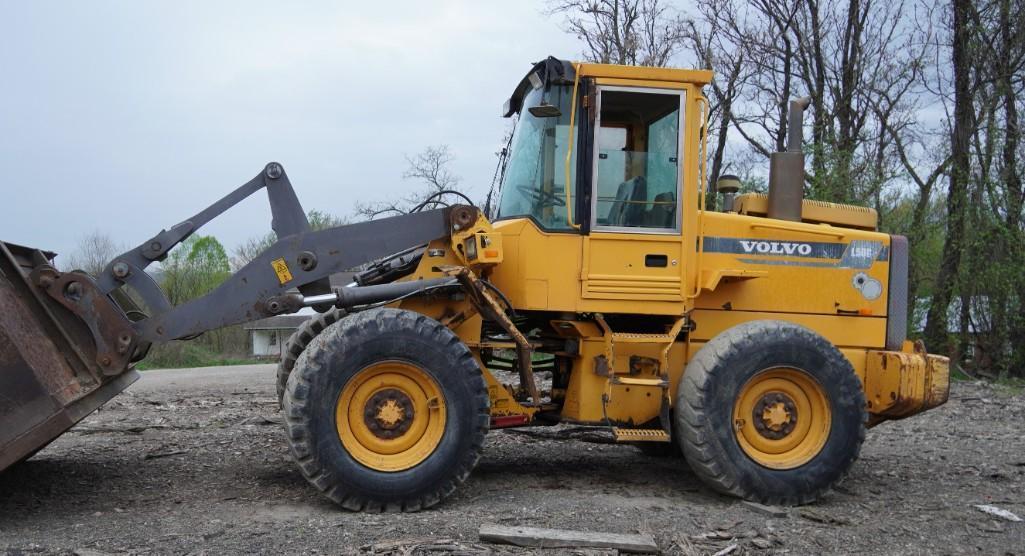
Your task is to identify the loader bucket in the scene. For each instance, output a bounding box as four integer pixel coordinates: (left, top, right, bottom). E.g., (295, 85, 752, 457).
(0, 241, 138, 472)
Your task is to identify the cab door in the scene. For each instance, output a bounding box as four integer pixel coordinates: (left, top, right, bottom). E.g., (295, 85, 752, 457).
(581, 86, 685, 302)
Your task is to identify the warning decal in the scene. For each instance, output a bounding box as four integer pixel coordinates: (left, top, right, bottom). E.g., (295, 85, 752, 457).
(271, 258, 293, 285)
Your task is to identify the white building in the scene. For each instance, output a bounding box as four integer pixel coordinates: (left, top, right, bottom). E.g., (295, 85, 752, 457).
(244, 273, 357, 357)
(244, 315, 311, 357)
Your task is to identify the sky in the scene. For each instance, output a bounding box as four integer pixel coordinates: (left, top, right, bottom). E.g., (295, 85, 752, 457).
(0, 1, 581, 262)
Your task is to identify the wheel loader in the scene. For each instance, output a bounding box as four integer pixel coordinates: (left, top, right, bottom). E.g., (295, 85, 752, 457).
(0, 56, 949, 511)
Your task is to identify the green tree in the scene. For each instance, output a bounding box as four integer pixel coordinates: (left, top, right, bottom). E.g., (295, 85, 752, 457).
(161, 235, 230, 305)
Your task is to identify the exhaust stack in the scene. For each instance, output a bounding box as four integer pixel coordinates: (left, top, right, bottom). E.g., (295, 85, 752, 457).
(767, 96, 812, 222)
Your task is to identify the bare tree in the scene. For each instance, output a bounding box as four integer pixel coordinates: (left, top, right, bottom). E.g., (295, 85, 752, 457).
(552, 0, 1025, 375)
(923, 0, 980, 355)
(547, 0, 687, 66)
(699, 0, 927, 206)
(231, 209, 349, 270)
(62, 230, 121, 276)
(354, 145, 469, 220)
(231, 233, 276, 272)
(684, 4, 751, 204)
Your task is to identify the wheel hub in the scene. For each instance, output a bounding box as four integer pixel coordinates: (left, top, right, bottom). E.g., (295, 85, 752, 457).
(364, 388, 414, 439)
(752, 392, 798, 439)
(336, 360, 447, 472)
(732, 367, 832, 470)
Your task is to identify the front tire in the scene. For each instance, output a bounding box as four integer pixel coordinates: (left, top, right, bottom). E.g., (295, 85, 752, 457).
(283, 308, 489, 511)
(675, 320, 866, 505)
(276, 307, 351, 406)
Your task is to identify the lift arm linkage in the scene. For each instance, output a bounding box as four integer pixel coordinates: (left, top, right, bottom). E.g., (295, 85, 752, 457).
(24, 163, 474, 375)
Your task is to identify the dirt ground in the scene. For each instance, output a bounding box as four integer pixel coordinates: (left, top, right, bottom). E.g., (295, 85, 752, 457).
(1, 365, 1023, 555)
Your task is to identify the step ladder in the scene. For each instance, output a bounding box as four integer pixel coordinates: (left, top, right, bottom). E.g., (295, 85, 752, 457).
(594, 315, 687, 443)
(612, 427, 670, 442)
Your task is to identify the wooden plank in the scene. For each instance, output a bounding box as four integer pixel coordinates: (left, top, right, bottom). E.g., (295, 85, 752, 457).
(478, 524, 658, 554)
(741, 500, 789, 518)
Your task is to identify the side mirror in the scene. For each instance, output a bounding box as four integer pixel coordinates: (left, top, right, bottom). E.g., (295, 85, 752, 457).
(528, 104, 562, 118)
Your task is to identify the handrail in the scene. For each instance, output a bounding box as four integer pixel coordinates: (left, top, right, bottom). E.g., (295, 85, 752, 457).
(688, 95, 710, 300)
(564, 64, 581, 229)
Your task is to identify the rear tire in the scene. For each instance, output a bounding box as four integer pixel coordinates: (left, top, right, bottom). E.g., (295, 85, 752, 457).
(675, 320, 865, 505)
(283, 308, 489, 511)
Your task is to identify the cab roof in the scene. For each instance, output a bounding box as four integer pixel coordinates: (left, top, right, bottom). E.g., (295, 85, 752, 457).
(503, 56, 714, 117)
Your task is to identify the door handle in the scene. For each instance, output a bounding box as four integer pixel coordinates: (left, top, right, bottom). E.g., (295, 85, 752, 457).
(645, 254, 668, 267)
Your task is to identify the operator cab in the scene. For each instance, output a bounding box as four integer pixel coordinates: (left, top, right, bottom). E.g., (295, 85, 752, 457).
(495, 57, 702, 236)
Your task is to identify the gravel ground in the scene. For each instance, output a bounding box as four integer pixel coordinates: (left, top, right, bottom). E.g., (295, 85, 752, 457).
(0, 365, 1022, 555)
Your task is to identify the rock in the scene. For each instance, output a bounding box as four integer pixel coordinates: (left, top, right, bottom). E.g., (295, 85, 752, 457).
(973, 504, 1022, 522)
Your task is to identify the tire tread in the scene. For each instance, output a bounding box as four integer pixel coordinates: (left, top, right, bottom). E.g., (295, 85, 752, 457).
(282, 308, 489, 512)
(676, 320, 867, 506)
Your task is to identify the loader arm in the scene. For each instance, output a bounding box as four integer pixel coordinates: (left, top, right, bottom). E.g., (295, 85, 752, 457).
(1, 163, 476, 472)
(11, 162, 475, 375)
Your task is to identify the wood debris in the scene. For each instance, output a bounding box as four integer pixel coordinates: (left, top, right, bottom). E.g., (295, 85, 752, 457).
(741, 500, 789, 518)
(479, 524, 658, 553)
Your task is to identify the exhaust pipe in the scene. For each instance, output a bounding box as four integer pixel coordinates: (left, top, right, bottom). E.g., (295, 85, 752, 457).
(767, 96, 812, 222)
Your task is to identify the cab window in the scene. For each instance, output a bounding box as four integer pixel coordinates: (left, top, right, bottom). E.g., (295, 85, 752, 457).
(592, 88, 683, 232)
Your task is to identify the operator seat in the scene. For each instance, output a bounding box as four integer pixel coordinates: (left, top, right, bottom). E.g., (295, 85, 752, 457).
(643, 192, 675, 228)
(607, 176, 647, 227)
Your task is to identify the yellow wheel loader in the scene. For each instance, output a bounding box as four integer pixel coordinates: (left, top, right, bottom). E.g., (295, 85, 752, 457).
(0, 57, 949, 511)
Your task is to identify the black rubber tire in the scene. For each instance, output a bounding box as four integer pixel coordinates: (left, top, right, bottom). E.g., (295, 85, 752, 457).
(282, 308, 489, 512)
(276, 307, 350, 406)
(675, 320, 866, 505)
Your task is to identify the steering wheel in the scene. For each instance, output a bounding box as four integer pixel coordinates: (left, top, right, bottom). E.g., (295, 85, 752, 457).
(516, 185, 566, 207)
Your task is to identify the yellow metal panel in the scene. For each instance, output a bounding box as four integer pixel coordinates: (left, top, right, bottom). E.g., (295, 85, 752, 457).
(492, 209, 896, 321)
(594, 77, 689, 90)
(699, 268, 767, 292)
(734, 193, 879, 231)
(524, 279, 548, 309)
(840, 348, 869, 384)
(863, 348, 950, 424)
(688, 309, 886, 348)
(576, 63, 713, 85)
(490, 218, 692, 315)
(582, 233, 684, 300)
(473, 355, 536, 420)
(561, 337, 687, 425)
(695, 211, 892, 318)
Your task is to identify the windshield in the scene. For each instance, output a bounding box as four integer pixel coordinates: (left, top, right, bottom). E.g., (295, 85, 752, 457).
(495, 84, 577, 230)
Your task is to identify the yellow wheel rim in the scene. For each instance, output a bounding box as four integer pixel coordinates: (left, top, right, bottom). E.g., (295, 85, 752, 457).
(335, 360, 446, 472)
(732, 367, 831, 470)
